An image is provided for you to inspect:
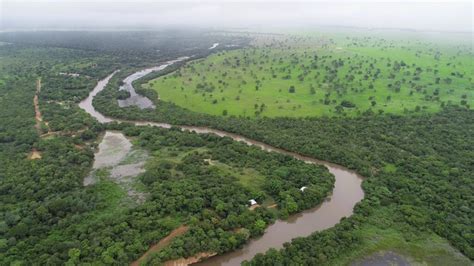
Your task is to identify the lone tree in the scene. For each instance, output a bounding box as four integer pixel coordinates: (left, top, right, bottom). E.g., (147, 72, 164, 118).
(340, 100, 356, 108)
(289, 85, 296, 93)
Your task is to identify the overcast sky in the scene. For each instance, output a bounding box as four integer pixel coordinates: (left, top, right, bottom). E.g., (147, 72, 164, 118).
(1, 0, 472, 32)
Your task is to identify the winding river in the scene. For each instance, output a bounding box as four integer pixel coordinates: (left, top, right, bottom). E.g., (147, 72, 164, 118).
(79, 60, 364, 266)
(117, 57, 189, 109)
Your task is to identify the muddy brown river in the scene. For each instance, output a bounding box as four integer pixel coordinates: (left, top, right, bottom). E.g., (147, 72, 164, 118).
(79, 60, 365, 266)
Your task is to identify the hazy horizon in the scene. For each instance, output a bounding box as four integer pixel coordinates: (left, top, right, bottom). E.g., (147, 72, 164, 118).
(1, 0, 473, 33)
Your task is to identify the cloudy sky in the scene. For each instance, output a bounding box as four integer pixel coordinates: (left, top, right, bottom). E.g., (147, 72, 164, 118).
(1, 0, 472, 32)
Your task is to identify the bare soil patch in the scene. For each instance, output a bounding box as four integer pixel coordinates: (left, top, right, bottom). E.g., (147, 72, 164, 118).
(28, 149, 42, 160)
(163, 252, 217, 266)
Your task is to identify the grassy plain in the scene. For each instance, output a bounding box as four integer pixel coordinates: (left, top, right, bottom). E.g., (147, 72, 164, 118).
(147, 33, 473, 117)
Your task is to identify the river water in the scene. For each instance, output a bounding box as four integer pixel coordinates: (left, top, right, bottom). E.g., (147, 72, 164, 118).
(117, 57, 189, 109)
(78, 60, 365, 266)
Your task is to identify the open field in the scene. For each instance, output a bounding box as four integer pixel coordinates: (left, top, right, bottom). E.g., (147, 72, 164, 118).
(148, 34, 473, 117)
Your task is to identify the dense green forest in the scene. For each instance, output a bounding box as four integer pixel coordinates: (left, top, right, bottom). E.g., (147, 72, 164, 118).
(0, 30, 472, 265)
(0, 30, 249, 64)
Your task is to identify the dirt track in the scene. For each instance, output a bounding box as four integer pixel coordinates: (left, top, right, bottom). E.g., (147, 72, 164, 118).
(131, 225, 189, 266)
(29, 78, 44, 160)
(34, 78, 43, 134)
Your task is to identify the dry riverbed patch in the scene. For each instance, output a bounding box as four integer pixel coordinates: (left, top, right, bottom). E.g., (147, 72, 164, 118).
(84, 131, 149, 203)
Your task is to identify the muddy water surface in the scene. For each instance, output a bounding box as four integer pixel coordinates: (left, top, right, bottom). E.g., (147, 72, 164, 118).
(352, 251, 412, 266)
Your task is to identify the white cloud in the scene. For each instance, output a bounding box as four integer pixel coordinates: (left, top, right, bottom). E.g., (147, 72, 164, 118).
(1, 1, 472, 32)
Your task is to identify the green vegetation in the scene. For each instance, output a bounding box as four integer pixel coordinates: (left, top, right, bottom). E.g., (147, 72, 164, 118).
(150, 146, 267, 193)
(0, 44, 120, 264)
(1, 30, 472, 265)
(147, 34, 473, 117)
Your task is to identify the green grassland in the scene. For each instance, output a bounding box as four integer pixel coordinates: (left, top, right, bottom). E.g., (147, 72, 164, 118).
(147, 34, 473, 117)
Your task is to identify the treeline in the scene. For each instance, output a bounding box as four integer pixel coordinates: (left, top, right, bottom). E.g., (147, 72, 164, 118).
(41, 75, 96, 102)
(0, 31, 250, 65)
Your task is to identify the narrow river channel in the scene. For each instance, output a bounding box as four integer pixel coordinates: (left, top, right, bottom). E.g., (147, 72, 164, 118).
(79, 60, 365, 266)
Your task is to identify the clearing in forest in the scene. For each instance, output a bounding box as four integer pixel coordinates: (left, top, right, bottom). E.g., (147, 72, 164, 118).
(27, 149, 42, 160)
